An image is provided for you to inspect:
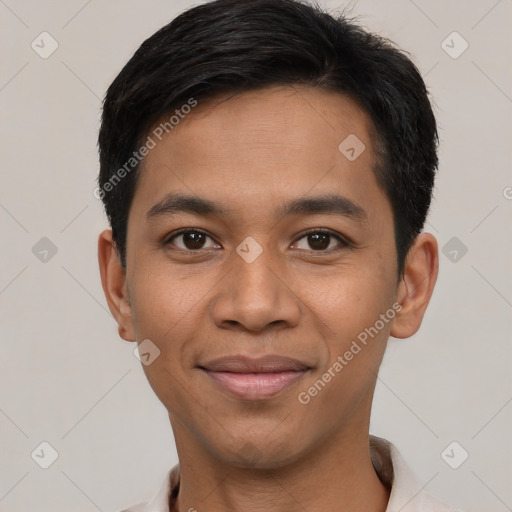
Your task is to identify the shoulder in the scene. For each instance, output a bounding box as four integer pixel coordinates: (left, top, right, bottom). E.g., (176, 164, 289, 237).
(119, 502, 147, 512)
(369, 435, 465, 512)
(120, 501, 148, 512)
(118, 465, 178, 512)
(416, 489, 465, 512)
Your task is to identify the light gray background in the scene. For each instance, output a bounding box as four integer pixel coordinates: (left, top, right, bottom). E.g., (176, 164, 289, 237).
(0, 1, 511, 511)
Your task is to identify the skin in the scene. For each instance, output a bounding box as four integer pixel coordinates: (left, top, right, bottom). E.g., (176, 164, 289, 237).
(98, 85, 438, 512)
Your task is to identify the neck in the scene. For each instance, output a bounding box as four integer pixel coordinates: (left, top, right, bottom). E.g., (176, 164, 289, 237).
(169, 419, 389, 512)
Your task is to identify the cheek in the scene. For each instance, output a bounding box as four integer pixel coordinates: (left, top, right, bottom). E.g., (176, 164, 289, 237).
(128, 271, 203, 406)
(131, 275, 197, 412)
(296, 278, 393, 424)
(303, 265, 394, 340)
(129, 261, 204, 341)
(303, 258, 397, 394)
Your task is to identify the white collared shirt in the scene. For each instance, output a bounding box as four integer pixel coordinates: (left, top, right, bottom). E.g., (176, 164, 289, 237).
(121, 435, 463, 512)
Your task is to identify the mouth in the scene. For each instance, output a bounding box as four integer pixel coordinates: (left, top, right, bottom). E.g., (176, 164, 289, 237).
(198, 355, 311, 400)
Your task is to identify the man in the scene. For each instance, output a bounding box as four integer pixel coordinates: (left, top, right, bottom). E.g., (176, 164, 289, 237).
(97, 0, 462, 510)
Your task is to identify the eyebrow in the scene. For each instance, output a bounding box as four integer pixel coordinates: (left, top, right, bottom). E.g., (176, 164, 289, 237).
(146, 192, 367, 222)
(146, 193, 230, 219)
(277, 194, 367, 221)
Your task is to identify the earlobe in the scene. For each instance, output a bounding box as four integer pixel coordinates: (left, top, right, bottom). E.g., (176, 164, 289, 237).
(97, 229, 136, 342)
(390, 233, 439, 339)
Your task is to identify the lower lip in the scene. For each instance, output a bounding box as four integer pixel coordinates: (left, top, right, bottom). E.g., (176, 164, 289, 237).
(202, 370, 308, 400)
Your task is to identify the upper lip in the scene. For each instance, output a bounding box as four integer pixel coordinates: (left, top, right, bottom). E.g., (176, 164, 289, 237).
(199, 355, 310, 373)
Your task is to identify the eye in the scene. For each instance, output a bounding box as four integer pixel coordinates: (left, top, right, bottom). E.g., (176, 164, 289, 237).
(165, 229, 221, 251)
(293, 229, 348, 252)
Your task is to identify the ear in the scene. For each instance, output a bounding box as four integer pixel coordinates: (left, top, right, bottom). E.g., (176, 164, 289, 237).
(98, 229, 136, 342)
(391, 233, 439, 339)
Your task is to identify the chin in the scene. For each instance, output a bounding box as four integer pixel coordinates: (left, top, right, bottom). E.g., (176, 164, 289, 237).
(214, 434, 307, 470)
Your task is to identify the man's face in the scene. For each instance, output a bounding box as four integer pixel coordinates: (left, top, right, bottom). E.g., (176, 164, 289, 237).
(123, 86, 400, 468)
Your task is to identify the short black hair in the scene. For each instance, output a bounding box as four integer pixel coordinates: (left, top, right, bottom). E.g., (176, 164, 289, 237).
(98, 0, 438, 275)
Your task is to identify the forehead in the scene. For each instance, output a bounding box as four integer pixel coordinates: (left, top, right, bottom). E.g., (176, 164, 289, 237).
(149, 86, 373, 164)
(131, 85, 386, 221)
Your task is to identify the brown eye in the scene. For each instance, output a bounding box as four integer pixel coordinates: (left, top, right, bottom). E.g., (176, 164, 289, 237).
(181, 232, 206, 250)
(307, 232, 330, 250)
(166, 230, 219, 251)
(294, 230, 346, 252)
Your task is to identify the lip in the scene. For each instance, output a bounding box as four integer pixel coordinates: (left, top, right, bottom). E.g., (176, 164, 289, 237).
(199, 355, 311, 400)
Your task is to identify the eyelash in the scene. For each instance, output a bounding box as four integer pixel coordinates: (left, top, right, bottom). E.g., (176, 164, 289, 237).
(295, 228, 350, 252)
(163, 228, 349, 253)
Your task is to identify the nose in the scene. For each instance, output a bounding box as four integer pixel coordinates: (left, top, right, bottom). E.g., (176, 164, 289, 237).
(210, 244, 301, 333)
